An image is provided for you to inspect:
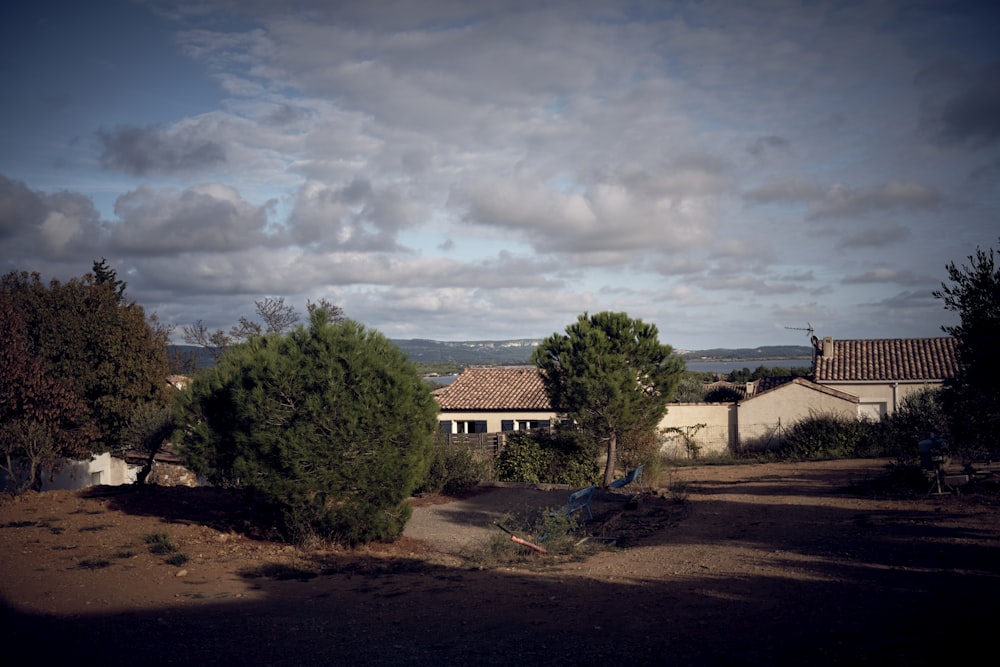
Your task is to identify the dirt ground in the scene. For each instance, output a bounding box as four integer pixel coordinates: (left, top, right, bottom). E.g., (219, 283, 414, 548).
(2, 459, 999, 666)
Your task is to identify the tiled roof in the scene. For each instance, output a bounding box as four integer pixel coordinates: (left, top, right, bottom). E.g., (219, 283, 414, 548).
(434, 366, 552, 410)
(813, 337, 959, 382)
(749, 376, 860, 403)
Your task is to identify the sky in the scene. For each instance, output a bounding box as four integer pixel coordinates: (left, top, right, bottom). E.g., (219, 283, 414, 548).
(2, 0, 998, 351)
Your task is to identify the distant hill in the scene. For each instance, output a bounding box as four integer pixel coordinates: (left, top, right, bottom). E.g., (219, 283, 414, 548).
(170, 340, 813, 370)
(681, 346, 813, 361)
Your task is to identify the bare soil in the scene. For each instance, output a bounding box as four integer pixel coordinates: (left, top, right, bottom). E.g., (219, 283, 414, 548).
(2, 459, 999, 666)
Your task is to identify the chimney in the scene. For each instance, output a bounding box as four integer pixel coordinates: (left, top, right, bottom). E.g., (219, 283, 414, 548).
(822, 336, 833, 357)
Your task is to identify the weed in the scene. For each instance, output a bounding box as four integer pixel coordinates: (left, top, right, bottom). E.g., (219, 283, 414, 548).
(79, 559, 112, 569)
(112, 550, 136, 559)
(79, 524, 112, 532)
(464, 510, 600, 569)
(659, 462, 692, 503)
(144, 532, 177, 555)
(2, 520, 38, 528)
(667, 479, 691, 503)
(165, 553, 189, 567)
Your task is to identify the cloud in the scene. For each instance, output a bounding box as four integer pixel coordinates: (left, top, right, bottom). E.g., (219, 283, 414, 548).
(839, 224, 911, 249)
(0, 175, 101, 261)
(453, 166, 720, 257)
(920, 62, 1000, 148)
(109, 183, 279, 254)
(286, 179, 426, 252)
(98, 123, 226, 175)
(745, 179, 940, 221)
(810, 182, 940, 220)
(841, 268, 921, 285)
(743, 179, 826, 204)
(747, 135, 790, 159)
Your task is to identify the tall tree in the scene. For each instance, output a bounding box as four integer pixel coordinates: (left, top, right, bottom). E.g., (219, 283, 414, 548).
(0, 295, 99, 492)
(531, 311, 686, 486)
(178, 309, 438, 545)
(1, 268, 171, 460)
(933, 238, 1000, 456)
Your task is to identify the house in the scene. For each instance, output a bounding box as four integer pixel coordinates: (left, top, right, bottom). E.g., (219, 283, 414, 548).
(434, 335, 959, 458)
(434, 366, 556, 433)
(811, 336, 958, 419)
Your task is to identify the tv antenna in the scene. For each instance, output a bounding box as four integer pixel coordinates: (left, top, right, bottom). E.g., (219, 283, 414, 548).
(786, 322, 818, 366)
(785, 322, 814, 338)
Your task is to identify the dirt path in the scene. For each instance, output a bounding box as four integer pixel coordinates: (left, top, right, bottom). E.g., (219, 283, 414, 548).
(2, 459, 999, 665)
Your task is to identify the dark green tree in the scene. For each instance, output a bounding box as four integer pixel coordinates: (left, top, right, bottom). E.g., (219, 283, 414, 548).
(531, 311, 685, 486)
(933, 239, 1000, 456)
(178, 310, 438, 545)
(1, 268, 171, 460)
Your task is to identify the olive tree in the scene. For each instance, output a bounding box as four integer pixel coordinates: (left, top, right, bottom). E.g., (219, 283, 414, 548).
(178, 310, 438, 544)
(933, 238, 1000, 456)
(531, 311, 686, 486)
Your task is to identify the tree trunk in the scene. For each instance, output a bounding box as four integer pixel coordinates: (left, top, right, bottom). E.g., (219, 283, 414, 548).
(602, 430, 618, 487)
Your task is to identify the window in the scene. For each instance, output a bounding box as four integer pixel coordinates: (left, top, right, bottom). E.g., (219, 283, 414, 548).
(440, 420, 488, 434)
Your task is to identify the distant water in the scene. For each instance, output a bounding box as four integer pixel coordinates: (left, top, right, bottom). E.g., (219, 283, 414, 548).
(685, 358, 812, 374)
(426, 359, 811, 384)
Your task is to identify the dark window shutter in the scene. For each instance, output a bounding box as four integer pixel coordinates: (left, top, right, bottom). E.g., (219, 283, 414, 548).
(501, 420, 514, 432)
(539, 420, 551, 428)
(439, 421, 452, 432)
(474, 420, 488, 433)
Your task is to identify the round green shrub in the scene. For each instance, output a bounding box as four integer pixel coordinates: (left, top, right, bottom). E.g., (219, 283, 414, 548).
(178, 311, 438, 545)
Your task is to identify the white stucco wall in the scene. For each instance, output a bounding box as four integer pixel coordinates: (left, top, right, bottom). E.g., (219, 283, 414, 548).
(658, 403, 736, 457)
(818, 381, 942, 419)
(437, 410, 558, 434)
(736, 382, 859, 452)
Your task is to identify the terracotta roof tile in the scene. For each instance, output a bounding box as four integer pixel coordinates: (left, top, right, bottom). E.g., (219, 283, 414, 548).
(434, 366, 551, 410)
(813, 337, 959, 382)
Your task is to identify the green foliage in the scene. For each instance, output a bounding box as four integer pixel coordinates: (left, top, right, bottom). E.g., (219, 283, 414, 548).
(416, 444, 486, 494)
(178, 312, 439, 545)
(617, 423, 662, 471)
(495, 430, 598, 486)
(662, 424, 706, 460)
(726, 365, 811, 383)
(672, 372, 715, 402)
(532, 311, 686, 486)
(933, 238, 1000, 458)
(877, 388, 950, 462)
(469, 512, 591, 568)
(1, 267, 171, 465)
(778, 413, 891, 460)
(144, 532, 177, 555)
(703, 385, 744, 403)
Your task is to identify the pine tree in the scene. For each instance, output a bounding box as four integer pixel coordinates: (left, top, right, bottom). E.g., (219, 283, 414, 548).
(532, 311, 685, 486)
(179, 309, 438, 544)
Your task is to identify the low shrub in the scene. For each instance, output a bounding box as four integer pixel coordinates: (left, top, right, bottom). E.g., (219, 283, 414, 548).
(495, 430, 598, 486)
(465, 511, 595, 568)
(416, 444, 486, 495)
(780, 413, 869, 459)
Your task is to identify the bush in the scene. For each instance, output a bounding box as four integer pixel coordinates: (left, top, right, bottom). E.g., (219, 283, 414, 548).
(780, 413, 869, 460)
(880, 388, 949, 462)
(178, 311, 438, 545)
(496, 430, 598, 486)
(417, 444, 485, 495)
